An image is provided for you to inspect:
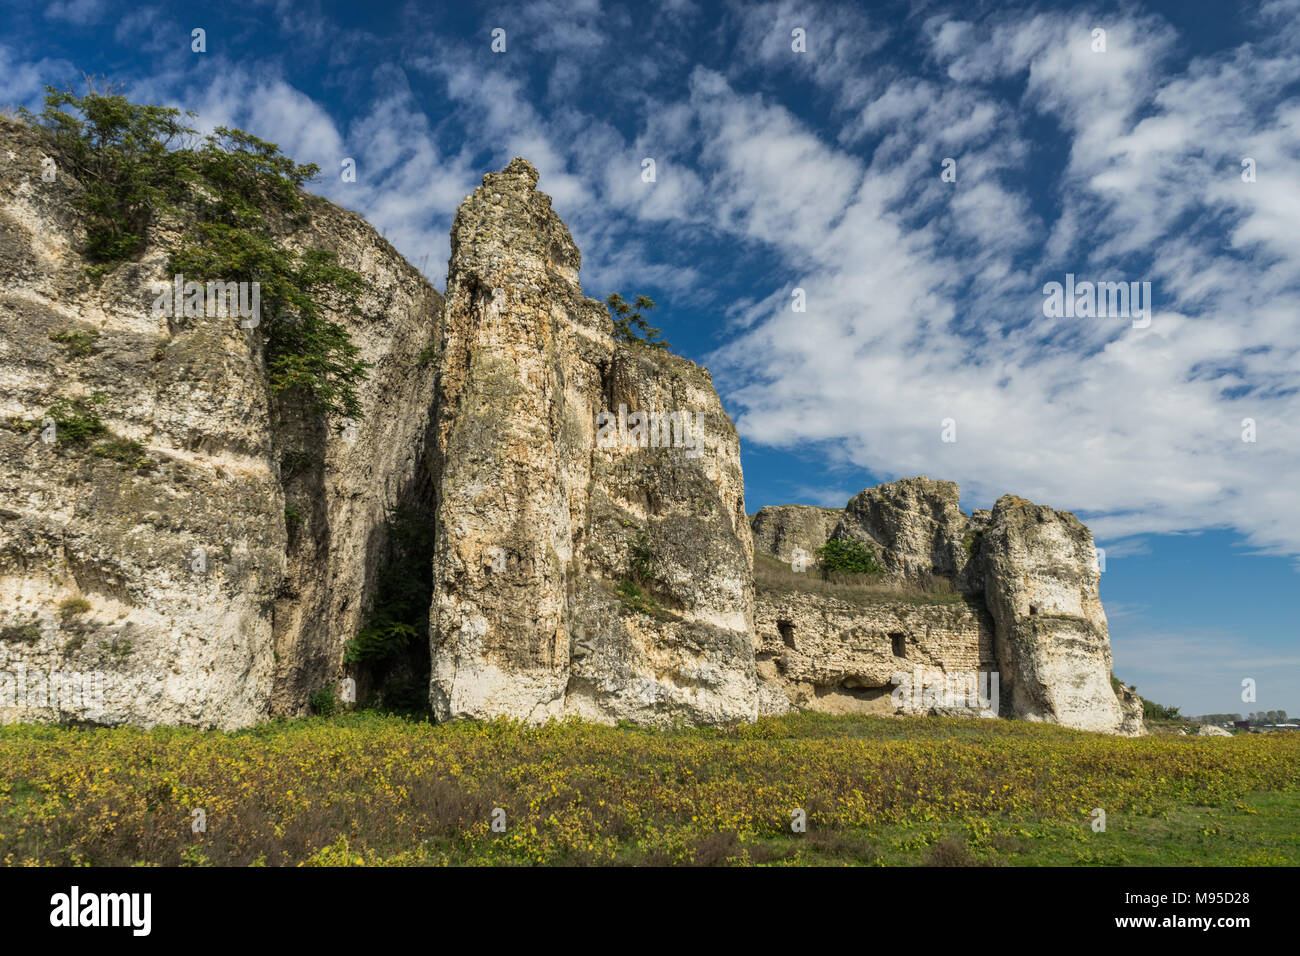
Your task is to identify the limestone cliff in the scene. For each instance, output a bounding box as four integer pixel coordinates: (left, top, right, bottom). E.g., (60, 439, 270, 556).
(0, 118, 1137, 735)
(834, 477, 982, 592)
(0, 117, 441, 727)
(751, 478, 1142, 735)
(754, 587, 995, 716)
(980, 495, 1121, 733)
(429, 159, 756, 726)
(750, 504, 841, 568)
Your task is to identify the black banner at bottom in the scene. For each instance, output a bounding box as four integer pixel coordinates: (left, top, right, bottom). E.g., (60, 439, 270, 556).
(2, 865, 1273, 943)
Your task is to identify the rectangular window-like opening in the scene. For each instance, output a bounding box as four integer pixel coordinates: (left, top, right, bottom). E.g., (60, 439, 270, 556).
(890, 632, 906, 658)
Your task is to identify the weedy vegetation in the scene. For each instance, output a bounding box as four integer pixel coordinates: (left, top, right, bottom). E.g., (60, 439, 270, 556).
(2, 712, 1296, 866)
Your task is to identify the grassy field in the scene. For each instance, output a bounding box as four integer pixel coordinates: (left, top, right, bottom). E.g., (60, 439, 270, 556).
(1, 712, 1297, 866)
(753, 552, 968, 606)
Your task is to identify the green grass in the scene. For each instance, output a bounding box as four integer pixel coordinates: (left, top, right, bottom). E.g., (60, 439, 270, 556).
(754, 552, 966, 607)
(733, 790, 1300, 866)
(55, 597, 91, 622)
(48, 327, 101, 357)
(613, 578, 678, 622)
(1, 711, 1297, 866)
(90, 435, 150, 470)
(0, 622, 42, 644)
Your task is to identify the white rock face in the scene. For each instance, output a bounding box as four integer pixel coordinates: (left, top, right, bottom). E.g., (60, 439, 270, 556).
(1197, 724, 1232, 737)
(750, 479, 1141, 735)
(835, 477, 982, 591)
(0, 117, 441, 728)
(1116, 681, 1146, 736)
(754, 589, 997, 717)
(981, 495, 1126, 734)
(750, 505, 842, 567)
(430, 159, 757, 727)
(0, 121, 1139, 736)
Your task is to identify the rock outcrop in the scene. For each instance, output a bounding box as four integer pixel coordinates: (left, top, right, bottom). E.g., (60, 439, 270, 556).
(0, 119, 1139, 735)
(751, 478, 1141, 734)
(980, 495, 1121, 733)
(750, 505, 841, 567)
(0, 117, 441, 728)
(429, 159, 756, 727)
(834, 477, 982, 592)
(754, 589, 996, 716)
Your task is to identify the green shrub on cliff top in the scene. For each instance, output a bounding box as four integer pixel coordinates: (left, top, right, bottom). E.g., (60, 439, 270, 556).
(20, 84, 195, 263)
(21, 84, 369, 419)
(606, 293, 669, 350)
(816, 538, 885, 577)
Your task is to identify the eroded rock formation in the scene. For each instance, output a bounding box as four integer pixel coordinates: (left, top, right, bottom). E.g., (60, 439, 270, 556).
(0, 126, 1139, 734)
(0, 117, 440, 728)
(750, 505, 841, 567)
(980, 495, 1121, 733)
(430, 159, 756, 726)
(752, 478, 1142, 734)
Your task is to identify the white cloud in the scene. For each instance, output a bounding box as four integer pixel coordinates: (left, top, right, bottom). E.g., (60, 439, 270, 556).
(8, 1, 1300, 567)
(43, 0, 106, 24)
(698, 8, 1300, 564)
(1110, 629, 1300, 716)
(490, 0, 612, 53)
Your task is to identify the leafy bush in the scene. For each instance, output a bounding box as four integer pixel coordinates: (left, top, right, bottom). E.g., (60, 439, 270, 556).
(346, 619, 419, 666)
(43, 398, 107, 446)
(91, 436, 149, 470)
(615, 529, 676, 620)
(170, 230, 370, 418)
(20, 83, 196, 263)
(1115, 673, 1182, 721)
(0, 621, 42, 644)
(56, 597, 91, 622)
(614, 578, 674, 621)
(629, 531, 654, 583)
(1143, 700, 1182, 720)
(816, 538, 885, 577)
(35, 398, 150, 470)
(308, 686, 339, 717)
(22, 85, 370, 419)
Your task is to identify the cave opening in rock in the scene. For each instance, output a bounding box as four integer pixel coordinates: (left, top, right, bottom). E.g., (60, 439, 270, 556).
(777, 620, 796, 648)
(890, 632, 906, 657)
(346, 485, 436, 716)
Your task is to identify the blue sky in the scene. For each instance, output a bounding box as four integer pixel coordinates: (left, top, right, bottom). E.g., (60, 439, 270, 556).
(4, 0, 1297, 717)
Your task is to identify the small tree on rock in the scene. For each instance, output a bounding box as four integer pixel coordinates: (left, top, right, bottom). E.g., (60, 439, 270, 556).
(606, 292, 668, 349)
